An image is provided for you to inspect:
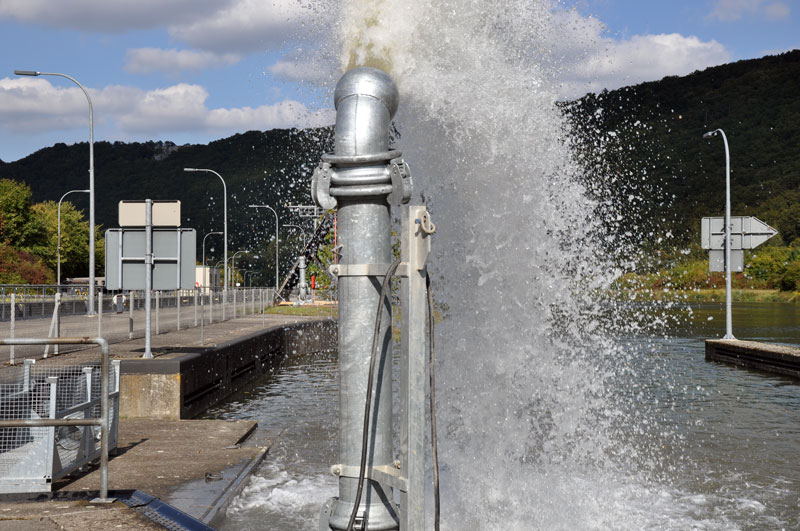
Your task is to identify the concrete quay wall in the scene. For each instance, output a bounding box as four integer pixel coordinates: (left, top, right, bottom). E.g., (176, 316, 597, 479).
(705, 339, 800, 379)
(120, 319, 337, 419)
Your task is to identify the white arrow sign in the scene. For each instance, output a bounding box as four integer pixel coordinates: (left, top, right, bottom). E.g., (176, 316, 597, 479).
(701, 216, 778, 250)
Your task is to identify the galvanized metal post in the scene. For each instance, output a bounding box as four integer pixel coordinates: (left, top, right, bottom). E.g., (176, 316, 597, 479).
(155, 291, 160, 335)
(321, 67, 400, 531)
(261, 289, 265, 327)
(399, 206, 432, 529)
(177, 290, 181, 331)
(194, 289, 198, 327)
(23, 359, 33, 391)
(9, 293, 15, 365)
(144, 200, 154, 358)
(55, 292, 61, 355)
(129, 291, 134, 339)
(97, 288, 103, 337)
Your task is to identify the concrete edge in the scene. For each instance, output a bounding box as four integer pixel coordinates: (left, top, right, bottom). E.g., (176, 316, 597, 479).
(204, 447, 268, 527)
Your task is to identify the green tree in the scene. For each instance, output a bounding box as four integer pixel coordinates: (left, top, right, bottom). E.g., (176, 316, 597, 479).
(0, 179, 45, 249)
(29, 201, 101, 280)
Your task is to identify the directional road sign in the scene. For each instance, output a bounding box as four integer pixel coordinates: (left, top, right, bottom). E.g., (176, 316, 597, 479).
(701, 216, 778, 250)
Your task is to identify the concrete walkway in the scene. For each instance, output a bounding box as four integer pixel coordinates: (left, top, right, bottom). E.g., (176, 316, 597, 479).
(0, 310, 336, 529)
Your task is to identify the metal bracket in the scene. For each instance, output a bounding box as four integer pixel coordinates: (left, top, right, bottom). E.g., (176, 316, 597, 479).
(311, 162, 337, 210)
(387, 158, 413, 206)
(329, 263, 410, 278)
(330, 463, 408, 493)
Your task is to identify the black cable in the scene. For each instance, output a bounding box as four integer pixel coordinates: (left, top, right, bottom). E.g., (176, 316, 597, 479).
(346, 259, 402, 531)
(426, 273, 440, 531)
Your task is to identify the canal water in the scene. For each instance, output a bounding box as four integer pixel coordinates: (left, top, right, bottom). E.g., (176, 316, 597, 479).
(205, 302, 799, 530)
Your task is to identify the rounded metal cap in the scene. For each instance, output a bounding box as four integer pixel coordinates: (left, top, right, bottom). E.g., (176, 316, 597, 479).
(334, 67, 399, 118)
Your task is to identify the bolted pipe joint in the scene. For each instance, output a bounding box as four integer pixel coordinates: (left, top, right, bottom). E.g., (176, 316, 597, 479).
(312, 68, 412, 211)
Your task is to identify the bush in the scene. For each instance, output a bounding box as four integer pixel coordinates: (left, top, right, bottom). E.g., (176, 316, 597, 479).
(779, 260, 800, 291)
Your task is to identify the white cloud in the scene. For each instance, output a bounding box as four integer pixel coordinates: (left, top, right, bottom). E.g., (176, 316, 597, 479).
(268, 50, 337, 82)
(764, 2, 791, 20)
(0, 0, 226, 32)
(125, 48, 241, 74)
(542, 12, 731, 98)
(168, 0, 322, 54)
(0, 78, 334, 138)
(707, 0, 791, 21)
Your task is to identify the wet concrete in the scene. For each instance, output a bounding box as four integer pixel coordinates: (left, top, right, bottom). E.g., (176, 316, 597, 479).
(0, 418, 266, 529)
(706, 339, 800, 378)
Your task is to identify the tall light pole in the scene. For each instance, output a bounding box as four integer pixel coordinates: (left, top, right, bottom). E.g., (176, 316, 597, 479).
(230, 250, 249, 287)
(703, 128, 735, 340)
(202, 231, 222, 287)
(283, 223, 307, 249)
(57, 189, 89, 289)
(249, 205, 280, 290)
(185, 169, 227, 291)
(16, 70, 96, 314)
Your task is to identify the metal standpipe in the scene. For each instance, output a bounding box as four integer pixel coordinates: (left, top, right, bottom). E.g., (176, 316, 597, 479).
(312, 67, 416, 531)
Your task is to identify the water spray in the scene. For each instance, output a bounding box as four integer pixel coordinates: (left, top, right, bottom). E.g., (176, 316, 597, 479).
(312, 66, 437, 530)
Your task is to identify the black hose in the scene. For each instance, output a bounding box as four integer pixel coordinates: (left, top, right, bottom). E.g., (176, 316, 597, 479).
(426, 273, 440, 531)
(346, 259, 401, 531)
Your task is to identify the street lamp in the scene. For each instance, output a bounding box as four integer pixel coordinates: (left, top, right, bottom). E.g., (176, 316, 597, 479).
(16, 70, 97, 314)
(703, 128, 735, 340)
(185, 168, 227, 291)
(283, 223, 307, 249)
(249, 205, 280, 290)
(57, 189, 89, 289)
(202, 231, 222, 289)
(230, 250, 249, 287)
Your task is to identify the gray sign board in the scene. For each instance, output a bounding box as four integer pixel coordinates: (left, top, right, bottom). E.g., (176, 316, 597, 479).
(701, 216, 778, 250)
(105, 228, 196, 290)
(709, 249, 744, 273)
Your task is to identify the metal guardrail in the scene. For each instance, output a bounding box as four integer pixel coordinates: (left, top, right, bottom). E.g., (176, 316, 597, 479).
(0, 337, 115, 503)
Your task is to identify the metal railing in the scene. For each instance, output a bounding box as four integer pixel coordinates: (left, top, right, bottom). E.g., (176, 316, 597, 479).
(0, 287, 277, 364)
(0, 337, 115, 502)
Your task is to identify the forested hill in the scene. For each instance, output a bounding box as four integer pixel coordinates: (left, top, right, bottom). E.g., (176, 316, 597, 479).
(1, 49, 799, 271)
(566, 49, 800, 258)
(0, 128, 333, 257)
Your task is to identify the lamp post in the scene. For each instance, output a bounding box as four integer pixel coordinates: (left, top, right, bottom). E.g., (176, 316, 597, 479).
(57, 189, 90, 289)
(283, 223, 308, 249)
(230, 250, 249, 287)
(249, 205, 280, 290)
(16, 70, 96, 314)
(202, 231, 222, 288)
(703, 128, 735, 340)
(185, 169, 227, 291)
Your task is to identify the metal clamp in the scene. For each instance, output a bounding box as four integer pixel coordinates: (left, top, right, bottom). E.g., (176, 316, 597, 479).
(330, 463, 408, 492)
(311, 152, 413, 209)
(311, 162, 336, 210)
(387, 158, 413, 205)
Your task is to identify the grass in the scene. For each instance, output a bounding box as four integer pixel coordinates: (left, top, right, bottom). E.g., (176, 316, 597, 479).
(265, 304, 338, 317)
(620, 289, 800, 303)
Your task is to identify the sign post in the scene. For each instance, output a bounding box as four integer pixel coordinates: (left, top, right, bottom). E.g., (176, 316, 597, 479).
(105, 200, 195, 358)
(701, 215, 778, 339)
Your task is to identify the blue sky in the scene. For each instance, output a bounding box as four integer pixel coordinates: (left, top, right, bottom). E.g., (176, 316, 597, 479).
(0, 0, 797, 162)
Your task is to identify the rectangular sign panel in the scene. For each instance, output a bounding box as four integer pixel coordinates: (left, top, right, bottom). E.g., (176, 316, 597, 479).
(709, 249, 744, 272)
(104, 228, 196, 290)
(701, 216, 778, 250)
(119, 201, 181, 227)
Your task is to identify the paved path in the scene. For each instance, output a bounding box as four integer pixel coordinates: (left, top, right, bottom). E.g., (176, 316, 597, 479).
(0, 295, 289, 364)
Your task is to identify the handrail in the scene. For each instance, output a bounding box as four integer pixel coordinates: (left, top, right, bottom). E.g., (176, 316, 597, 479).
(0, 336, 113, 503)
